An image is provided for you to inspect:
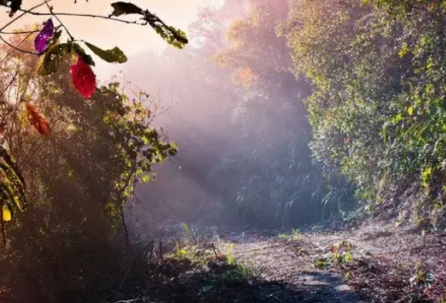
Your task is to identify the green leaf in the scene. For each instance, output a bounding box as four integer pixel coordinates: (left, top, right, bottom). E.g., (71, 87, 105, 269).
(110, 2, 143, 17)
(150, 24, 189, 49)
(141, 175, 150, 183)
(407, 106, 414, 116)
(73, 43, 95, 66)
(344, 252, 353, 262)
(38, 43, 71, 75)
(398, 43, 409, 58)
(85, 42, 127, 63)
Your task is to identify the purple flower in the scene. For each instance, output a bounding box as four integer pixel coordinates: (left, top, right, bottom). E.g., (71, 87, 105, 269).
(34, 19, 54, 55)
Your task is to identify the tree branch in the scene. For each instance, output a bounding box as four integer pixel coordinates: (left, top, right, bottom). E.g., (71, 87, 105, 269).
(0, 35, 38, 55)
(43, 0, 74, 40)
(0, 1, 50, 32)
(120, 204, 130, 248)
(0, 29, 39, 35)
(16, 7, 147, 27)
(0, 31, 36, 64)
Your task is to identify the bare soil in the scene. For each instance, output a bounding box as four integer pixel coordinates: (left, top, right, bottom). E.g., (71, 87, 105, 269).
(124, 222, 446, 303)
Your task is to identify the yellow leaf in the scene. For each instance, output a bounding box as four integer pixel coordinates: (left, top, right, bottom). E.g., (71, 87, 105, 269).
(2, 205, 11, 222)
(407, 106, 414, 116)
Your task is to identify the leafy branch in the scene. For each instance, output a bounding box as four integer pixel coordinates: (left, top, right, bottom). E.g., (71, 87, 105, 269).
(0, 1, 189, 48)
(0, 1, 187, 234)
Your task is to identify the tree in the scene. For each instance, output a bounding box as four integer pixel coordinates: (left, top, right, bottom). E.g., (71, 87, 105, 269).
(210, 0, 355, 226)
(285, 0, 446, 225)
(0, 1, 186, 227)
(0, 2, 183, 298)
(0, 32, 177, 301)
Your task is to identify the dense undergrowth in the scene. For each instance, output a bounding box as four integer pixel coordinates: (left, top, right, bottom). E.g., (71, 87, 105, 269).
(98, 225, 306, 303)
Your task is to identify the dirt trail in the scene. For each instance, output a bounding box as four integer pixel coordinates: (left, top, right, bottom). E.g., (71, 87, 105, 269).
(218, 230, 366, 302)
(141, 222, 446, 302)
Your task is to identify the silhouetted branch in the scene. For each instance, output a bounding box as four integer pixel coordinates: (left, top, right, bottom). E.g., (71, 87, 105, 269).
(16, 7, 146, 26)
(0, 29, 39, 34)
(43, 0, 74, 40)
(0, 31, 35, 64)
(0, 1, 49, 33)
(0, 35, 38, 55)
(120, 204, 130, 248)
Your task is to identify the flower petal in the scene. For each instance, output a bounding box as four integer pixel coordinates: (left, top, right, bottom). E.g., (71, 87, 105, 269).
(70, 56, 97, 98)
(34, 19, 54, 55)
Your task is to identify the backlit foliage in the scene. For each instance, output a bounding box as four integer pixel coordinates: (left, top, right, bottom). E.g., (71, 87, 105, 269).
(285, 0, 446, 225)
(0, 34, 177, 300)
(0, 1, 186, 227)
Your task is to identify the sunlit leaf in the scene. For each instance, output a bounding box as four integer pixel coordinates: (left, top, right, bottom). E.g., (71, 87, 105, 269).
(398, 43, 409, 58)
(84, 42, 127, 63)
(73, 43, 95, 66)
(407, 106, 414, 116)
(110, 2, 143, 17)
(2, 205, 11, 222)
(148, 23, 189, 49)
(38, 43, 71, 75)
(26, 104, 51, 135)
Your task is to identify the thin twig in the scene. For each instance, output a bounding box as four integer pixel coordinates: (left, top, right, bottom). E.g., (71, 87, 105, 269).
(120, 204, 130, 248)
(0, 72, 32, 132)
(0, 35, 38, 55)
(148, 240, 155, 262)
(0, 70, 19, 96)
(17, 8, 146, 26)
(0, 1, 50, 32)
(118, 254, 134, 290)
(43, 0, 74, 40)
(211, 243, 219, 258)
(0, 29, 39, 34)
(0, 31, 35, 64)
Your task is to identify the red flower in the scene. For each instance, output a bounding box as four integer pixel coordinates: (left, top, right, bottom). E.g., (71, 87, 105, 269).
(70, 56, 96, 98)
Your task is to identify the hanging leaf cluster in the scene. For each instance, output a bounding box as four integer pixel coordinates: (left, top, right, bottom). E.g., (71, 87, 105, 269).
(23, 1, 188, 98)
(110, 2, 189, 49)
(34, 18, 127, 98)
(2, 2, 188, 97)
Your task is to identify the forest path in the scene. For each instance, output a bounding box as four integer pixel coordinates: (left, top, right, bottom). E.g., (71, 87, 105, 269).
(217, 230, 366, 302)
(143, 222, 445, 302)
